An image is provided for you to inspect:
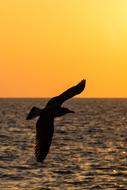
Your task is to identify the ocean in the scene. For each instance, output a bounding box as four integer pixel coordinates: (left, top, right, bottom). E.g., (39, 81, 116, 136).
(0, 98, 127, 190)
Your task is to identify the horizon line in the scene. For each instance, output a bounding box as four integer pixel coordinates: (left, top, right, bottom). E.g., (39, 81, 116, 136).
(0, 97, 127, 99)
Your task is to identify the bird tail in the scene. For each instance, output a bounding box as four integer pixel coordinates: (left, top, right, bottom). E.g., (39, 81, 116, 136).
(26, 106, 43, 120)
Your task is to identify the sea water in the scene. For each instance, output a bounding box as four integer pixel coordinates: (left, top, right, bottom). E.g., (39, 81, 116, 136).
(0, 98, 127, 190)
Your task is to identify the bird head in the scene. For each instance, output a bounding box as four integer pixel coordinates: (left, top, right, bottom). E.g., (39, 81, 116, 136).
(55, 107, 75, 117)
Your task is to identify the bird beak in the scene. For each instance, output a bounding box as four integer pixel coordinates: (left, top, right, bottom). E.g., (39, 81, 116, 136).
(69, 110, 75, 113)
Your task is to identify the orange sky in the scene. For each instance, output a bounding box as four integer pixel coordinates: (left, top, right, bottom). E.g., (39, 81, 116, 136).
(0, 0, 127, 97)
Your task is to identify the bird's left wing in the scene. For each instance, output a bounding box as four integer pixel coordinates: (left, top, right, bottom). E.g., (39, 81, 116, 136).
(35, 116, 54, 162)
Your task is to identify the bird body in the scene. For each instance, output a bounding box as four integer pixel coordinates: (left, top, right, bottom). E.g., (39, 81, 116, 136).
(27, 79, 86, 162)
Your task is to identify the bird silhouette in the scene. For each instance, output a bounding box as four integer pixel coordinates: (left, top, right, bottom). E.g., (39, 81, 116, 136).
(26, 79, 86, 162)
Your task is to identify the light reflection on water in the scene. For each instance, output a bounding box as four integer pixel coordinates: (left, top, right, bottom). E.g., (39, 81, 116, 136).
(0, 98, 127, 189)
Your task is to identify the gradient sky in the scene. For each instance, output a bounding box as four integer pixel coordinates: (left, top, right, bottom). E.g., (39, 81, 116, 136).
(0, 0, 127, 97)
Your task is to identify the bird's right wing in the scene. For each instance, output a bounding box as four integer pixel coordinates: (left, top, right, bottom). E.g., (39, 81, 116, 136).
(46, 79, 86, 108)
(53, 79, 86, 105)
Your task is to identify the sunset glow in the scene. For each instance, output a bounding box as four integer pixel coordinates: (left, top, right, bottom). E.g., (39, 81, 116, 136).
(0, 0, 127, 97)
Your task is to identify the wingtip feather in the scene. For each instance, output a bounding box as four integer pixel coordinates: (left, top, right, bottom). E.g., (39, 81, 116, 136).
(78, 79, 86, 90)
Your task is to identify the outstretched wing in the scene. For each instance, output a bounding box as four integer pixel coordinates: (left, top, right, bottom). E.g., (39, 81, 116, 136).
(58, 79, 86, 101)
(47, 79, 86, 107)
(35, 116, 54, 162)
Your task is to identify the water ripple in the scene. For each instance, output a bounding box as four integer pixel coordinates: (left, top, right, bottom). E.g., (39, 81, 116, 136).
(0, 98, 127, 189)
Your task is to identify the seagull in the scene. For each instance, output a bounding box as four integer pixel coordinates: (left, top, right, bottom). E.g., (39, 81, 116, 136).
(26, 79, 86, 162)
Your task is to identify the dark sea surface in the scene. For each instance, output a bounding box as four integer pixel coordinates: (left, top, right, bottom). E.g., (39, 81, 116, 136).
(0, 98, 127, 190)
